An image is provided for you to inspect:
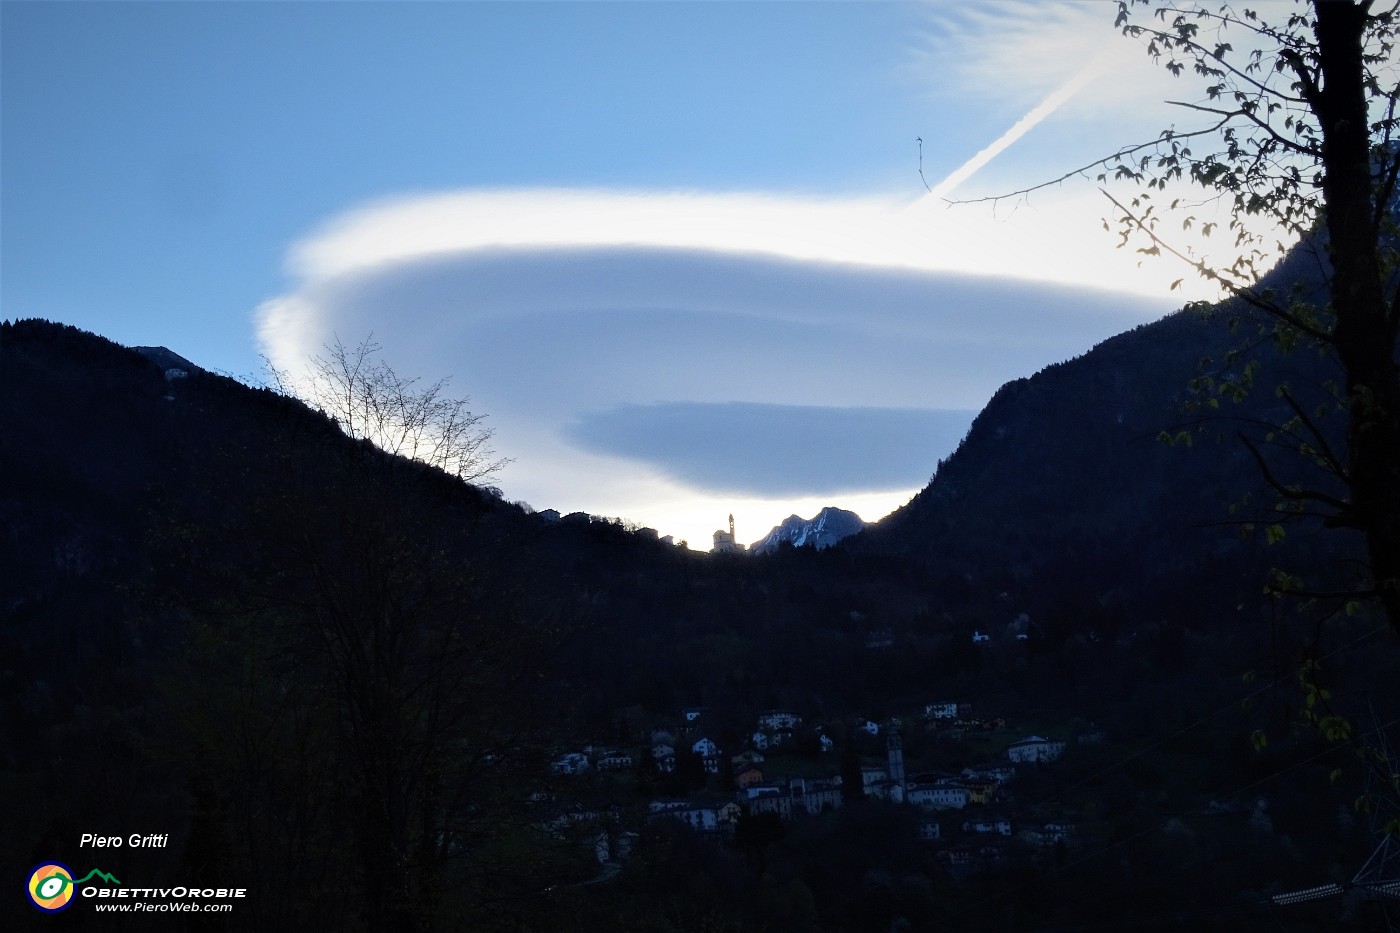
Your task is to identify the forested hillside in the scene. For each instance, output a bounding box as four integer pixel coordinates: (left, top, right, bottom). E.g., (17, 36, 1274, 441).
(3, 313, 1394, 931)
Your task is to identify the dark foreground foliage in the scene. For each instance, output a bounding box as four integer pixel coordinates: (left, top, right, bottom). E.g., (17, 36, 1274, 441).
(3, 316, 1397, 931)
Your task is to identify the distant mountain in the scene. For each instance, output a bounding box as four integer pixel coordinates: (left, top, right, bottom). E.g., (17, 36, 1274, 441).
(750, 506, 865, 554)
(134, 345, 199, 375)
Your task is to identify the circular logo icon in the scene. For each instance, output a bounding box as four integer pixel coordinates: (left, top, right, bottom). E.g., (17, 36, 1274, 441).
(27, 862, 76, 913)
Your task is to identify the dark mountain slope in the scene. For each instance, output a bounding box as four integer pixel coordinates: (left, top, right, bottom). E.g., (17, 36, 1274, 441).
(1, 298, 1386, 930)
(0, 319, 692, 926)
(854, 261, 1362, 638)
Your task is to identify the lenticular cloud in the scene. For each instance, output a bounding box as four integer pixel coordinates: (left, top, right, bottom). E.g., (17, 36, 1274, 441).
(253, 185, 1179, 543)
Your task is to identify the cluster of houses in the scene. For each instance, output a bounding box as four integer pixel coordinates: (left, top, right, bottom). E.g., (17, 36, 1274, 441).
(545, 703, 1094, 875)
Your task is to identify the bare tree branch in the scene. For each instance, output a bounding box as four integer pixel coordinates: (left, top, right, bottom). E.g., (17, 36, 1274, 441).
(1239, 432, 1358, 525)
(1165, 98, 1320, 156)
(1099, 188, 1341, 340)
(1122, 19, 1312, 104)
(950, 121, 1233, 206)
(270, 335, 510, 485)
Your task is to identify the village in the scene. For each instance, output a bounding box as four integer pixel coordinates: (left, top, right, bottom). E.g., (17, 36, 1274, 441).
(540, 691, 1107, 880)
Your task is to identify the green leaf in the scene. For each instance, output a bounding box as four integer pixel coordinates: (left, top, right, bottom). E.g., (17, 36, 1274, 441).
(1320, 716, 1352, 742)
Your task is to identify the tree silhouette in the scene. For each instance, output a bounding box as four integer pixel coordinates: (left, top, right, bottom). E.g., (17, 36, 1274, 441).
(267, 334, 508, 485)
(965, 1, 1400, 633)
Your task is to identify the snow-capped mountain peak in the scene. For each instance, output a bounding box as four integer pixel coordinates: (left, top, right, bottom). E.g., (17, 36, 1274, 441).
(750, 507, 865, 554)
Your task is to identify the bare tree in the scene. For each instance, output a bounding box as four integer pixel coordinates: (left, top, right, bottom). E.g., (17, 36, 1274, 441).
(190, 359, 554, 929)
(269, 335, 509, 485)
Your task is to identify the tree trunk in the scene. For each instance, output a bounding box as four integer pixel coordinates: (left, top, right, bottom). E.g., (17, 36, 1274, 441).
(1313, 0, 1400, 631)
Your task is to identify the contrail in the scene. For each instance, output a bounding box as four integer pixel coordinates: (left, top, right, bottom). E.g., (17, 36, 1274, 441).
(926, 59, 1104, 202)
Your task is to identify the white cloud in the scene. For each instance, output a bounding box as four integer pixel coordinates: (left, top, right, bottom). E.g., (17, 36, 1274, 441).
(265, 183, 1231, 326)
(254, 185, 1190, 548)
(242, 2, 1303, 548)
(251, 8, 1299, 549)
(909, 1, 1174, 118)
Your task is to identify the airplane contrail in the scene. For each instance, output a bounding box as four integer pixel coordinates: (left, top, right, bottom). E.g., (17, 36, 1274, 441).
(926, 59, 1105, 202)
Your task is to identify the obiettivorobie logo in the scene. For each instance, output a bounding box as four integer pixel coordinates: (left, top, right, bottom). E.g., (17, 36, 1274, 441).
(27, 862, 121, 913)
(27, 860, 248, 916)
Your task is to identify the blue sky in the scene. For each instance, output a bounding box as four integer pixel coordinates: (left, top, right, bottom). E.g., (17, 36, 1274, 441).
(3, 1, 1260, 547)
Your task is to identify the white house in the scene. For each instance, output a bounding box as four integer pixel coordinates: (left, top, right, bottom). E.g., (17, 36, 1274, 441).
(931, 782, 970, 809)
(961, 818, 1012, 836)
(795, 781, 842, 815)
(907, 781, 970, 810)
(1006, 736, 1066, 763)
(692, 737, 719, 758)
(597, 750, 634, 770)
(757, 710, 802, 731)
(752, 730, 793, 752)
(744, 783, 784, 800)
(745, 779, 843, 821)
(747, 788, 794, 820)
(551, 752, 591, 775)
(924, 701, 962, 720)
(652, 801, 741, 834)
(962, 765, 1016, 785)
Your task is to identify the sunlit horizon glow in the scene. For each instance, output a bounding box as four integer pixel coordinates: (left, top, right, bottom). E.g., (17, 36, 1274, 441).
(501, 432, 917, 552)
